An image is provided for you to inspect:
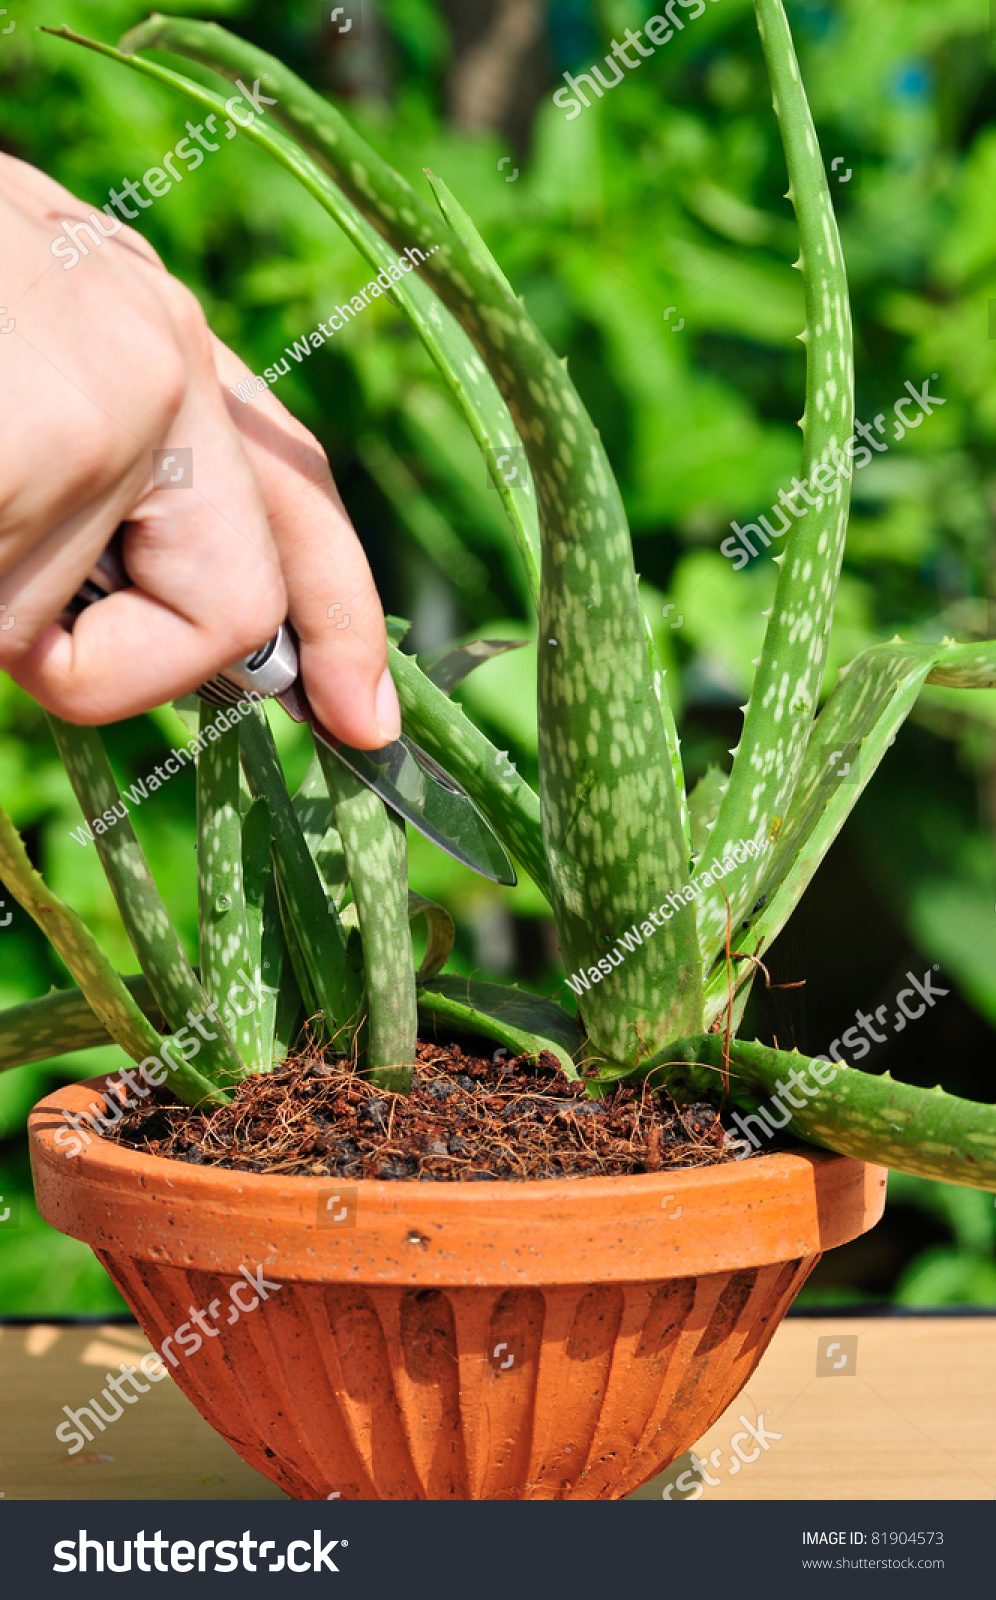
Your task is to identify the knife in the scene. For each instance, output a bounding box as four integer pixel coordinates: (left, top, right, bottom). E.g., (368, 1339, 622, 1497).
(61, 532, 517, 887)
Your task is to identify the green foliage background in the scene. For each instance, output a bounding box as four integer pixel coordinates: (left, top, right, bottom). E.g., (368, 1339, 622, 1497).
(0, 0, 994, 1310)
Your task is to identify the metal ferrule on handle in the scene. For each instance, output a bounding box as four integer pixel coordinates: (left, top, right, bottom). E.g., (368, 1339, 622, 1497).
(195, 626, 298, 708)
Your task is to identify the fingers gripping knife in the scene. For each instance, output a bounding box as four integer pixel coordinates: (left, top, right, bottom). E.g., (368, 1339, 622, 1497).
(65, 535, 516, 886)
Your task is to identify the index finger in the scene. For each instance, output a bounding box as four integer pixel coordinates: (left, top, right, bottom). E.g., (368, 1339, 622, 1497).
(214, 336, 401, 749)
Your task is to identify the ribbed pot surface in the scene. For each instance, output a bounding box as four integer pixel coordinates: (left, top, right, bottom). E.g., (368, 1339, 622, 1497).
(30, 1077, 887, 1500)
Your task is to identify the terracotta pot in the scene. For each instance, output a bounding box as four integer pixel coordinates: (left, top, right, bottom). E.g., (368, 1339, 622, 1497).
(29, 1076, 885, 1500)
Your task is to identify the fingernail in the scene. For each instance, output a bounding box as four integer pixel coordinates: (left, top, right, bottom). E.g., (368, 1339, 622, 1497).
(375, 665, 402, 743)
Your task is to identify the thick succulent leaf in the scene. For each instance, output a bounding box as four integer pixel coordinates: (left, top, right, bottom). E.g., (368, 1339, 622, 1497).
(0, 976, 160, 1074)
(386, 617, 413, 648)
(102, 15, 698, 1068)
(271, 960, 305, 1066)
(0, 803, 162, 1064)
(408, 892, 455, 981)
(645, 614, 689, 857)
(925, 640, 996, 687)
(388, 643, 549, 898)
(45, 716, 242, 1089)
(272, 879, 323, 1039)
(702, 0, 855, 945)
(238, 708, 361, 1039)
(423, 167, 516, 297)
(651, 1033, 996, 1191)
(426, 638, 528, 696)
(417, 974, 581, 1079)
(196, 706, 257, 1070)
(0, 805, 223, 1105)
(688, 767, 729, 861)
(46, 22, 541, 612)
(292, 753, 348, 907)
(701, 639, 945, 1022)
(241, 796, 286, 1067)
(317, 745, 416, 1089)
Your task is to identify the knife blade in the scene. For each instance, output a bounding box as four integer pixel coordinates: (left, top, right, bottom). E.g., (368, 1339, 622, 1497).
(63, 532, 517, 887)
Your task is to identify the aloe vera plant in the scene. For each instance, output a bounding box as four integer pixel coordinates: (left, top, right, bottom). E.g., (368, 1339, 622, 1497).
(5, 4, 996, 1194)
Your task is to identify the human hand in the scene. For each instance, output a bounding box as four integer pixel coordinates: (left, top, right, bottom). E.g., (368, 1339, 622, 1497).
(0, 153, 400, 748)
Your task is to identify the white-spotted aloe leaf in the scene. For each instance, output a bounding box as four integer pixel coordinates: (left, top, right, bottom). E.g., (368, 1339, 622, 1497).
(45, 716, 242, 1091)
(426, 638, 528, 696)
(196, 706, 260, 1069)
(238, 708, 362, 1041)
(423, 168, 516, 298)
(417, 975, 580, 1079)
(408, 892, 455, 982)
(700, 0, 855, 954)
(316, 745, 416, 1091)
(925, 641, 996, 687)
(388, 643, 548, 898)
(653, 1034, 996, 1191)
(688, 768, 728, 862)
(0, 803, 224, 1105)
(241, 795, 291, 1067)
(0, 975, 159, 1073)
(702, 635, 996, 1024)
(645, 615, 690, 857)
(95, 14, 701, 1070)
(292, 753, 349, 908)
(702, 639, 951, 1025)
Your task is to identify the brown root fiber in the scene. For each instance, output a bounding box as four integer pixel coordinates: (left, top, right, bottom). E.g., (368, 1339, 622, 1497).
(108, 1039, 756, 1182)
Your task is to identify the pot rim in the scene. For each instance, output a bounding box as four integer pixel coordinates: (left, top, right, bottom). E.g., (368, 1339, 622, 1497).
(28, 1075, 887, 1286)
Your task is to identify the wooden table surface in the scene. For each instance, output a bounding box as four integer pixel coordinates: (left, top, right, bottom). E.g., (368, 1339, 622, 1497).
(2, 1315, 992, 1500)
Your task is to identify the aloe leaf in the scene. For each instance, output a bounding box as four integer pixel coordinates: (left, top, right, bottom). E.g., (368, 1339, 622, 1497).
(699, 630, 996, 1015)
(238, 708, 361, 1040)
(98, 16, 698, 1065)
(273, 880, 322, 1035)
(272, 965, 305, 1065)
(386, 616, 413, 648)
(292, 754, 348, 907)
(423, 167, 516, 296)
(688, 768, 728, 862)
(0, 802, 162, 1064)
(45, 716, 242, 1089)
(0, 976, 160, 1074)
(701, 0, 855, 948)
(925, 640, 996, 688)
(241, 795, 289, 1067)
(247, 788, 303, 1066)
(417, 974, 581, 1079)
(645, 614, 689, 857)
(0, 805, 223, 1105)
(426, 638, 527, 696)
(408, 892, 455, 981)
(316, 745, 416, 1090)
(388, 643, 549, 898)
(648, 1033, 996, 1191)
(701, 639, 945, 1023)
(44, 22, 541, 611)
(196, 706, 258, 1070)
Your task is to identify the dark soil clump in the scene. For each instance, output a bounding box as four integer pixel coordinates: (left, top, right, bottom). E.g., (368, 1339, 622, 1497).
(107, 1040, 753, 1182)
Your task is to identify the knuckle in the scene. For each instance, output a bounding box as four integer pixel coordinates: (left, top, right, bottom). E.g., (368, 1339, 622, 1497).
(48, 410, 140, 509)
(221, 575, 287, 657)
(159, 277, 210, 354)
(149, 341, 188, 432)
